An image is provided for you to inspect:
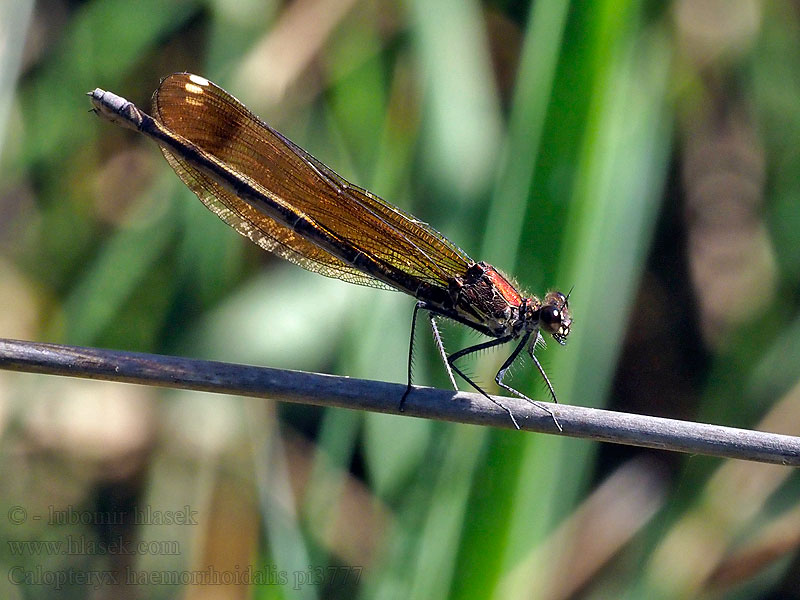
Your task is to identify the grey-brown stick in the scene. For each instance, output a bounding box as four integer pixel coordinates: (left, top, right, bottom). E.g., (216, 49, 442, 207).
(0, 337, 797, 466)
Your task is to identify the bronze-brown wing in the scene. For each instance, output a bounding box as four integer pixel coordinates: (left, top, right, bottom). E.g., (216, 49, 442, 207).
(151, 73, 473, 292)
(159, 147, 392, 288)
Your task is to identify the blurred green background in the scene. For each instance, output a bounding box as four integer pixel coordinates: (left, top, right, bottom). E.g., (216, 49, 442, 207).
(1, 0, 800, 598)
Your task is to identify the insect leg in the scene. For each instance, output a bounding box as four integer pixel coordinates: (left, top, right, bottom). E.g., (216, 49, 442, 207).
(447, 335, 520, 429)
(400, 301, 426, 412)
(428, 312, 459, 391)
(527, 337, 559, 404)
(495, 333, 561, 430)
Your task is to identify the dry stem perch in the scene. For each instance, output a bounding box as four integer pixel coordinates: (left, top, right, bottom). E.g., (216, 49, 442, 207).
(0, 338, 798, 466)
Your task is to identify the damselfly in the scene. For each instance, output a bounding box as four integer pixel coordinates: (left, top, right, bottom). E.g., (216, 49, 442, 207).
(88, 73, 572, 428)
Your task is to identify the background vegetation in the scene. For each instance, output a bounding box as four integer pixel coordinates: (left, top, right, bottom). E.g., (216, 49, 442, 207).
(1, 0, 799, 598)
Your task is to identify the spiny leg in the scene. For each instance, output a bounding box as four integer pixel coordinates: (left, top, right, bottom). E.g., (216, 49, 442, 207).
(400, 301, 426, 411)
(493, 332, 562, 430)
(446, 335, 521, 429)
(528, 341, 559, 404)
(428, 312, 459, 391)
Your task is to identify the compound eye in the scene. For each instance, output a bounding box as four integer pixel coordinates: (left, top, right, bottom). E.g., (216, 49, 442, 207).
(540, 305, 561, 333)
